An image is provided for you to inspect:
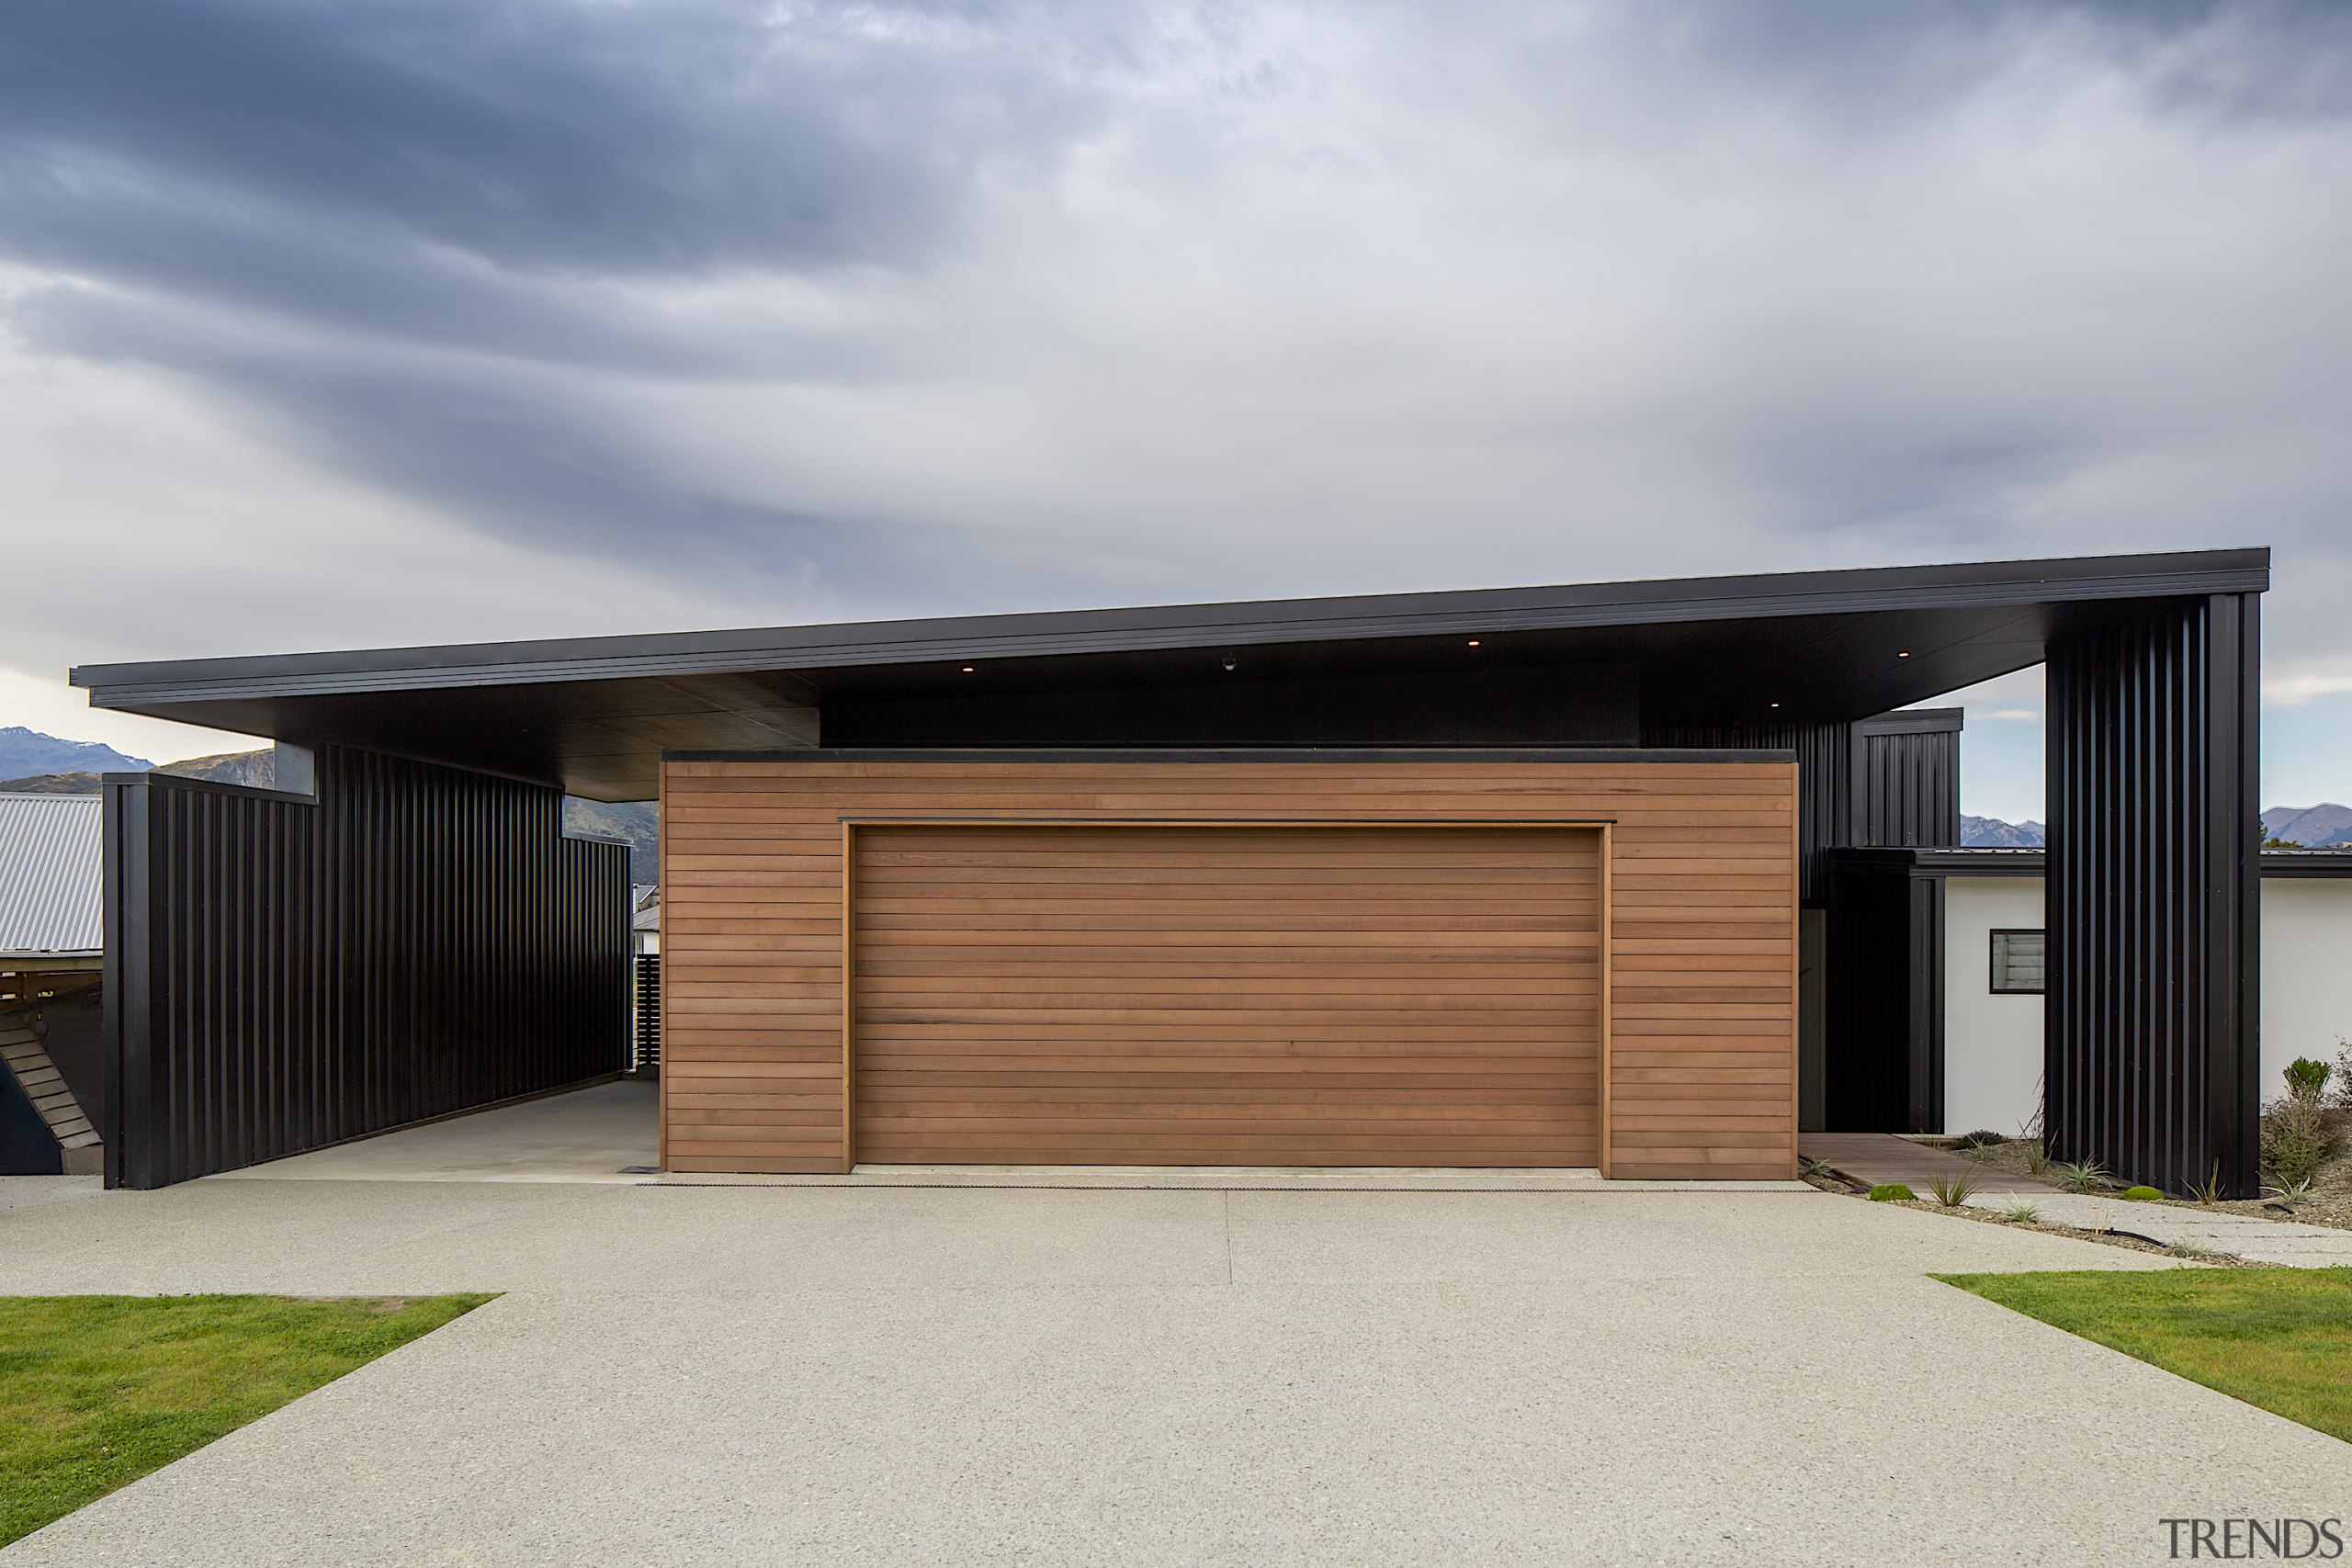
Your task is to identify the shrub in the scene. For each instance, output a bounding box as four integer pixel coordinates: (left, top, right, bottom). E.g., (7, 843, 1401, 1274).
(2334, 1041, 2352, 1111)
(2261, 1095, 2343, 1188)
(2122, 1185, 2164, 1201)
(2054, 1158, 2109, 1191)
(1868, 1183, 1916, 1202)
(1955, 1130, 2007, 1150)
(1929, 1169, 1979, 1207)
(2001, 1201, 2042, 1224)
(2285, 1057, 2333, 1101)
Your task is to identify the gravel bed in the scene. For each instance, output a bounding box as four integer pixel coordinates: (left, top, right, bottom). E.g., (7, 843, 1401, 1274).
(1943, 1134, 2352, 1233)
(1799, 1169, 2251, 1264)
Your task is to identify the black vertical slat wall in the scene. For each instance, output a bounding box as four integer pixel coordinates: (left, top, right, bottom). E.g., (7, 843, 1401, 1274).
(103, 745, 629, 1189)
(2046, 594, 2262, 1197)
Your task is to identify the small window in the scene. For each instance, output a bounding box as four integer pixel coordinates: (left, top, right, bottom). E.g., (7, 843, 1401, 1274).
(1990, 930, 2045, 995)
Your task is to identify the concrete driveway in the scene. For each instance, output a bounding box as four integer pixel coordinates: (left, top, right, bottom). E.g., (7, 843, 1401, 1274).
(2, 1175, 2346, 1565)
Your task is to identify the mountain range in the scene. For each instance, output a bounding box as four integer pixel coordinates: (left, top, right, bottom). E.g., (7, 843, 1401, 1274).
(1951, 807, 2352, 850)
(2263, 804, 2352, 848)
(1961, 816, 2045, 847)
(0, 726, 150, 778)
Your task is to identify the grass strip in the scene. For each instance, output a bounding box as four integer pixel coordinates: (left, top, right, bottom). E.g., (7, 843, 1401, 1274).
(0, 1292, 492, 1544)
(1938, 1268, 2352, 1443)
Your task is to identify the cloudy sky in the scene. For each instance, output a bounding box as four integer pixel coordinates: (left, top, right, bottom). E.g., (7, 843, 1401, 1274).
(3, 0, 2348, 816)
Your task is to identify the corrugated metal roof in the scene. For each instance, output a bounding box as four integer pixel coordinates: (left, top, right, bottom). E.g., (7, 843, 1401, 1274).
(0, 794, 102, 957)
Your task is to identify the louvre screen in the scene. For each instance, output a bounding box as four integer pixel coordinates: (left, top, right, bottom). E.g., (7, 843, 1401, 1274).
(1990, 929, 2045, 995)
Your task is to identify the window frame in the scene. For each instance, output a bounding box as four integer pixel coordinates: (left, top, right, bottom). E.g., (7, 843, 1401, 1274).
(1988, 927, 2046, 996)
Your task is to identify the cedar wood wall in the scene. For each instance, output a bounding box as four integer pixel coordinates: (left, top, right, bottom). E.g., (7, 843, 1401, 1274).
(660, 756, 1797, 1180)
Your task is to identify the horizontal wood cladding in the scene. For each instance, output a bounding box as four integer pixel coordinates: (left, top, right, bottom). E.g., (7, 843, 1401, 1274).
(854, 823, 1600, 1167)
(659, 758, 1797, 1179)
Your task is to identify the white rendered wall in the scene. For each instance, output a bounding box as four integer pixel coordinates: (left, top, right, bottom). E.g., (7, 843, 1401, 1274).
(1941, 876, 2047, 1136)
(2261, 880, 2352, 1102)
(1941, 874, 2352, 1133)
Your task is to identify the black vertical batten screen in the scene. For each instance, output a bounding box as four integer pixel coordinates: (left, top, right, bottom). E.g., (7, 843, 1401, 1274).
(2046, 594, 2261, 1197)
(103, 745, 628, 1189)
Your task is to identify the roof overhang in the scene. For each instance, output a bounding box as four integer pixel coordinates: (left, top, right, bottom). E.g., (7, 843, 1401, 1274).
(1835, 846, 2352, 880)
(71, 547, 2269, 801)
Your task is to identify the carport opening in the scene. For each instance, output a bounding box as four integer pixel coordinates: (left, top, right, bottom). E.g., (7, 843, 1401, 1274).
(211, 1077, 661, 1183)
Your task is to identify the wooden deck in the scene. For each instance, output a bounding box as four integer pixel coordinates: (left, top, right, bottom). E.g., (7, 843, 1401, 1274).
(1800, 1133, 2054, 1196)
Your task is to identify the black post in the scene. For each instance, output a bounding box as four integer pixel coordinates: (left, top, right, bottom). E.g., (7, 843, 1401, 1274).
(100, 775, 150, 1190)
(2046, 593, 2262, 1196)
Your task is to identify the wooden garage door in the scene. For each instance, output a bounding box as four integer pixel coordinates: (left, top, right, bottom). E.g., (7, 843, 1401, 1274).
(849, 823, 1601, 1166)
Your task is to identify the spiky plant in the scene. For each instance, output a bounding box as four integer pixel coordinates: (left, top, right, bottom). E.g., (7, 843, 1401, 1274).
(1928, 1169, 1980, 1207)
(2054, 1158, 2109, 1192)
(2263, 1175, 2316, 1206)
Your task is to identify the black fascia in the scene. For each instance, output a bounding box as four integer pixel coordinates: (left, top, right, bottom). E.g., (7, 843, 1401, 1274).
(72, 547, 2268, 705)
(1852, 707, 1965, 736)
(2258, 850, 2352, 878)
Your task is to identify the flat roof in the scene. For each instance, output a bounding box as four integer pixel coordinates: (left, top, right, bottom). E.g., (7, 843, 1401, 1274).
(72, 547, 2268, 801)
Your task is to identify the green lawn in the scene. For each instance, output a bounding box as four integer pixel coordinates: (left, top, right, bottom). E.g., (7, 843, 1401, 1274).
(0, 1293, 492, 1545)
(1939, 1269, 2352, 1443)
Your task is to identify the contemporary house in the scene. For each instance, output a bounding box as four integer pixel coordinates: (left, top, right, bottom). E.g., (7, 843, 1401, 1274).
(69, 547, 2270, 1192)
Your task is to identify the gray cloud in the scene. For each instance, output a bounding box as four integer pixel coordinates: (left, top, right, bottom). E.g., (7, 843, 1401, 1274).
(0, 0, 1070, 276)
(1, 0, 2350, 709)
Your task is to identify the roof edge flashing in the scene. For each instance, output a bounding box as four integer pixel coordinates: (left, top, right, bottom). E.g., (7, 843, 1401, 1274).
(71, 547, 2271, 707)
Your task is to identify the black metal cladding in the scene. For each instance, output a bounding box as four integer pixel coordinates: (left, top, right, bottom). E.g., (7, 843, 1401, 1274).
(1849, 712, 1962, 852)
(103, 745, 628, 1189)
(2046, 594, 2262, 1197)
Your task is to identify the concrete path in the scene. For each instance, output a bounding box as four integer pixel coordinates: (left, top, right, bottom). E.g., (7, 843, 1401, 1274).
(1963, 1190, 2352, 1266)
(1802, 1131, 2053, 1195)
(4, 1176, 2349, 1564)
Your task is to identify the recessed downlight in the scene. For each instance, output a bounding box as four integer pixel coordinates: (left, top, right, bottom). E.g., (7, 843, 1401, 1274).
(960, 665, 976, 673)
(1897, 650, 1912, 659)
(1466, 638, 1482, 648)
